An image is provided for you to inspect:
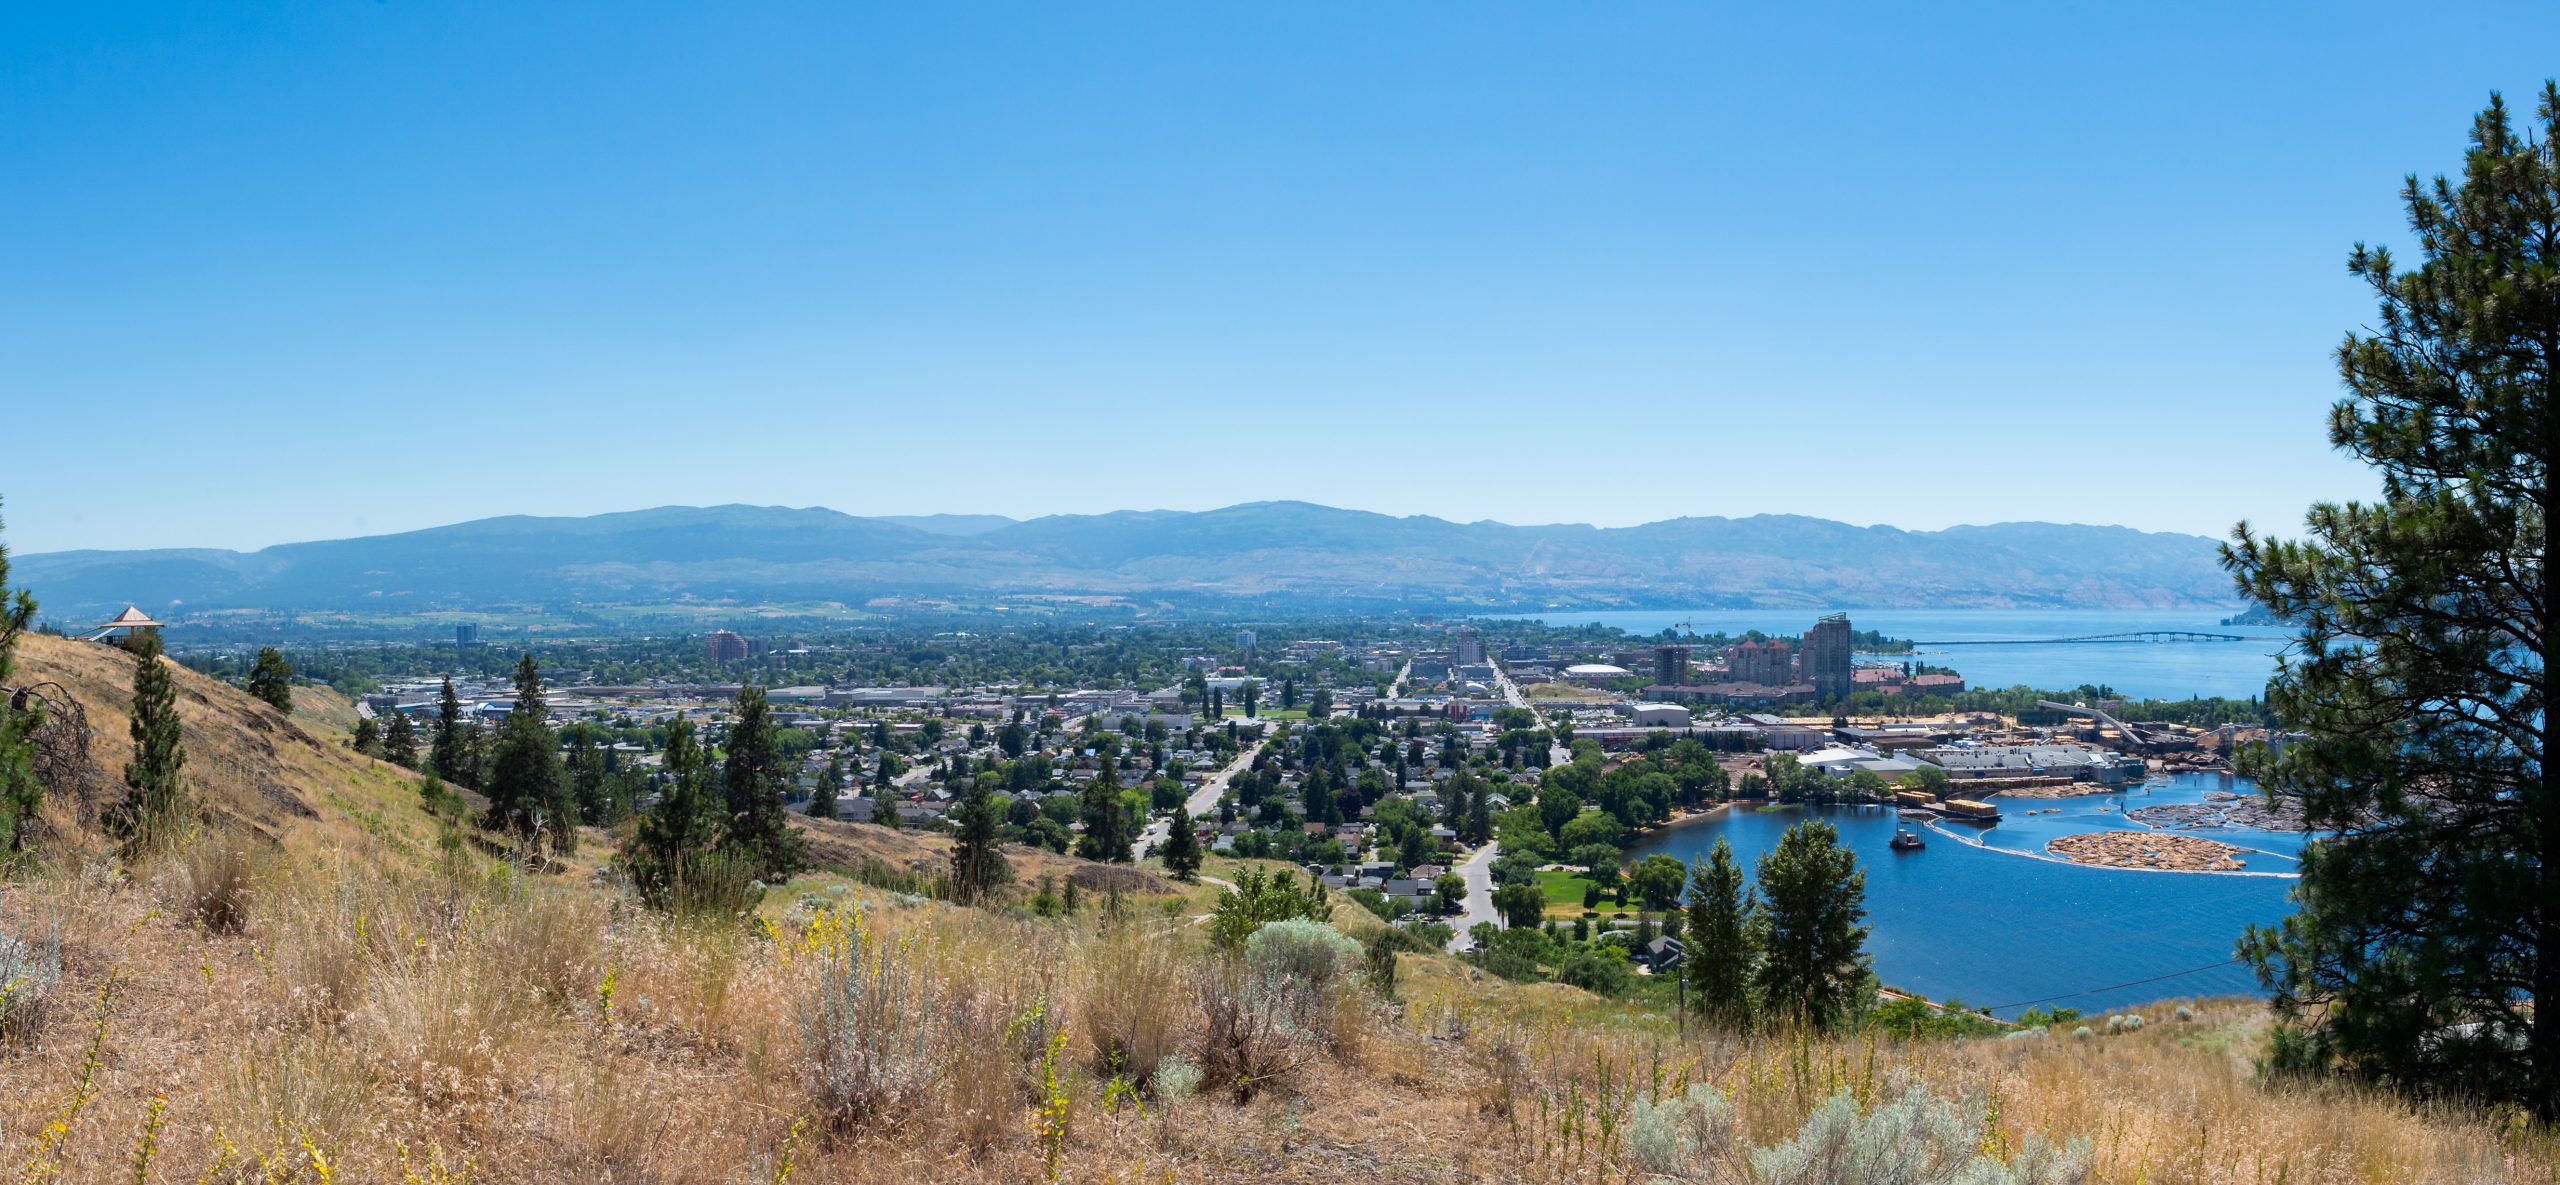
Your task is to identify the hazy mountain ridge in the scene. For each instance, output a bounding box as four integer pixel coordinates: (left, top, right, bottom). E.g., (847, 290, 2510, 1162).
(16, 501, 2240, 620)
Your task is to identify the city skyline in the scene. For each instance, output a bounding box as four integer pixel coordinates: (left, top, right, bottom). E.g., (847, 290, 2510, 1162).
(10, 4, 2560, 554)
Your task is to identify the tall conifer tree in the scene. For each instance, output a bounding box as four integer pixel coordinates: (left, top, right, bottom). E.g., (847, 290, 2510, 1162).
(1683, 838, 1757, 1028)
(110, 633, 189, 849)
(484, 654, 572, 851)
(1162, 800, 1203, 881)
(431, 678, 467, 786)
(246, 647, 295, 714)
(628, 717, 734, 910)
(1076, 753, 1131, 863)
(1752, 820, 1869, 1029)
(382, 709, 419, 769)
(2227, 85, 2555, 1113)
(0, 502, 40, 855)
(722, 686, 805, 879)
(948, 780, 1010, 903)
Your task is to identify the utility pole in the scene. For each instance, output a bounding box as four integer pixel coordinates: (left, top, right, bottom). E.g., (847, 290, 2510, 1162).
(1659, 937, 1687, 1036)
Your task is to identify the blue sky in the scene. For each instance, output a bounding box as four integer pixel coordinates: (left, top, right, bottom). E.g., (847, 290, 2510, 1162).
(5, 2, 2554, 555)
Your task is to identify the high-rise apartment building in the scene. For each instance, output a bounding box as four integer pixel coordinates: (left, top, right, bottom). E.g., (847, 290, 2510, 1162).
(706, 629, 750, 662)
(1652, 644, 1692, 686)
(1455, 627, 1484, 666)
(1726, 639, 1794, 686)
(1804, 613, 1854, 702)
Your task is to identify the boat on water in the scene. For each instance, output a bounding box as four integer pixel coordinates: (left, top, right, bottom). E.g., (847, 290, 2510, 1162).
(1890, 828, 1927, 852)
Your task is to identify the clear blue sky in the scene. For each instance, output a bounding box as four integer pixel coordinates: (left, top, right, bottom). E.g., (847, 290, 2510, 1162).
(6, 2, 2553, 555)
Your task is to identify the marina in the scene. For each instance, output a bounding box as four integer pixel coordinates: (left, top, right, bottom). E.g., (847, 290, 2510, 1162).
(1626, 772, 2299, 1017)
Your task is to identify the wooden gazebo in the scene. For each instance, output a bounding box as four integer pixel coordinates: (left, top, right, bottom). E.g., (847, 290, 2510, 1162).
(80, 605, 162, 643)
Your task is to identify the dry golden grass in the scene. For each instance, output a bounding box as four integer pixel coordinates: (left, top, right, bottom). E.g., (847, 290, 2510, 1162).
(0, 636, 2553, 1183)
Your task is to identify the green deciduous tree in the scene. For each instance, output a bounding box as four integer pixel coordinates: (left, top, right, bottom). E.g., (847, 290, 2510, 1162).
(1628, 853, 1688, 913)
(246, 647, 295, 714)
(1433, 871, 1467, 915)
(2225, 85, 2555, 1115)
(1684, 838, 1756, 1028)
(1492, 880, 1544, 929)
(109, 633, 189, 851)
(1753, 820, 1869, 1029)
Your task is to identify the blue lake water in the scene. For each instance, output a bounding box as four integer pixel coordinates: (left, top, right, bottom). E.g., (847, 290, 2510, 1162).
(1503, 607, 2291, 701)
(1624, 774, 2298, 1018)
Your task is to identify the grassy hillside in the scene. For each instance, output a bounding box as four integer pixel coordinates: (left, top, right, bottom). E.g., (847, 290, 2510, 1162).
(1, 638, 2551, 1183)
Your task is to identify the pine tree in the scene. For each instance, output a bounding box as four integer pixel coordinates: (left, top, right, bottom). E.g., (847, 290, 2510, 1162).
(1075, 753, 1131, 863)
(1683, 838, 1757, 1028)
(1463, 778, 1493, 845)
(0, 502, 43, 856)
(109, 633, 189, 850)
(483, 654, 571, 851)
(431, 678, 467, 786)
(1753, 820, 1869, 1029)
(567, 728, 609, 824)
(1162, 800, 1203, 881)
(626, 717, 737, 911)
(245, 647, 295, 714)
(2225, 85, 2556, 1114)
(808, 756, 841, 821)
(381, 709, 419, 769)
(351, 716, 382, 757)
(948, 780, 1011, 903)
(722, 686, 805, 879)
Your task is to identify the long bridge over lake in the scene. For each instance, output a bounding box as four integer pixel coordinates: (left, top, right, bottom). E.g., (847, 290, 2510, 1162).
(1912, 631, 2277, 646)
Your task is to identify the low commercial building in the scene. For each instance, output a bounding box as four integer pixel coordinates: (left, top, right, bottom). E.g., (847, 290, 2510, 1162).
(1627, 702, 1692, 728)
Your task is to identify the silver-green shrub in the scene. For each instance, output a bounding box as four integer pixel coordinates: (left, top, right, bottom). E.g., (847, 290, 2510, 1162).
(0, 925, 61, 1041)
(1751, 1086, 2089, 1185)
(1152, 1052, 1202, 1102)
(1244, 917, 1364, 1037)
(1625, 1083, 1736, 1176)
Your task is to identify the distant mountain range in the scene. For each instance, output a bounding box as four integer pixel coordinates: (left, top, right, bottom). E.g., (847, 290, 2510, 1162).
(15, 502, 2241, 622)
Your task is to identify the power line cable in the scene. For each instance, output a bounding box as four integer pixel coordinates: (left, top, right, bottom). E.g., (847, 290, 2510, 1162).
(1976, 957, 2246, 1013)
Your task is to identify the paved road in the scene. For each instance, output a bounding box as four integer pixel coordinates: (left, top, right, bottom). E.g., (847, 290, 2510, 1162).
(1444, 840, 1502, 952)
(1490, 657, 1575, 764)
(1134, 738, 1266, 862)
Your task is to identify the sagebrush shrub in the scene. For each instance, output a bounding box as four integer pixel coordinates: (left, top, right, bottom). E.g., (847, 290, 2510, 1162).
(1749, 1085, 2089, 1185)
(1625, 1083, 1736, 1176)
(1243, 918, 1365, 1050)
(799, 914, 947, 1131)
(0, 923, 61, 1041)
(1152, 1052, 1201, 1102)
